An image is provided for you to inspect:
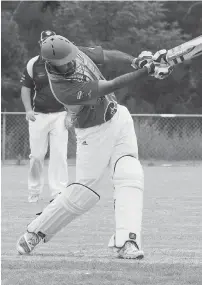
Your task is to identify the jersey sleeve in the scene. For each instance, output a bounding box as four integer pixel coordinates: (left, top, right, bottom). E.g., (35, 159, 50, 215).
(20, 57, 39, 88)
(20, 67, 34, 88)
(50, 80, 99, 106)
(78, 46, 104, 65)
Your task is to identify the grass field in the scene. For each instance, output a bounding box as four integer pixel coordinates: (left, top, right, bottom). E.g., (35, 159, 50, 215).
(1, 162, 202, 285)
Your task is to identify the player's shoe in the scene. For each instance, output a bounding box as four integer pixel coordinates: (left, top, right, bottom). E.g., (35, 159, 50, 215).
(16, 232, 42, 255)
(28, 193, 40, 203)
(117, 241, 144, 259)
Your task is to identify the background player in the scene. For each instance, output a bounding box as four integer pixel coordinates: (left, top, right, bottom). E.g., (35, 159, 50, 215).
(17, 36, 172, 259)
(20, 31, 69, 211)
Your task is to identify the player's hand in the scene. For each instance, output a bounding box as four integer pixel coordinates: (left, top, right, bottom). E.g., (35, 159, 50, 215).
(153, 49, 168, 64)
(153, 63, 173, 80)
(26, 110, 37, 121)
(145, 61, 173, 80)
(131, 51, 153, 69)
(132, 49, 168, 70)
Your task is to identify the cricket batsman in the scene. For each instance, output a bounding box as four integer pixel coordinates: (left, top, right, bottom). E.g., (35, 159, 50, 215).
(17, 35, 173, 259)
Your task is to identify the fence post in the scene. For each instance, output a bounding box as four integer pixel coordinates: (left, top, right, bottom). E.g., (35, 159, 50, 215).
(2, 112, 6, 164)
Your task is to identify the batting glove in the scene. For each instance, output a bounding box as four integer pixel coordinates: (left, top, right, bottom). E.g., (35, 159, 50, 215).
(152, 49, 168, 64)
(145, 61, 173, 80)
(131, 51, 153, 69)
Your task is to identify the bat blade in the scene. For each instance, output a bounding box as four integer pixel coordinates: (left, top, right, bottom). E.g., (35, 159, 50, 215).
(166, 35, 202, 66)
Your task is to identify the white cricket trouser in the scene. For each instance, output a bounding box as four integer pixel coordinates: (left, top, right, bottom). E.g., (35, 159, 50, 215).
(28, 111, 69, 199)
(75, 104, 138, 186)
(75, 104, 143, 246)
(26, 105, 143, 247)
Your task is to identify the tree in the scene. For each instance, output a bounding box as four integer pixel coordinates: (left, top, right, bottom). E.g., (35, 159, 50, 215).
(1, 11, 28, 110)
(164, 1, 202, 113)
(11, 1, 60, 57)
(164, 1, 202, 37)
(1, 1, 61, 111)
(54, 1, 190, 113)
(1, 1, 201, 113)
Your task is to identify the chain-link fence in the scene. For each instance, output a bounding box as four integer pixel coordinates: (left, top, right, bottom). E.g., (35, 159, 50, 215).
(133, 114, 202, 161)
(1, 112, 76, 164)
(1, 112, 202, 164)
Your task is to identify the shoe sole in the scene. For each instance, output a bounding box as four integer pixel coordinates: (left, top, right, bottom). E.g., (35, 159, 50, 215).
(118, 253, 144, 259)
(118, 249, 144, 260)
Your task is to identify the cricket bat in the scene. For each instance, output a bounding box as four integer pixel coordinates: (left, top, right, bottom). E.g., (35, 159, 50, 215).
(166, 35, 202, 66)
(133, 35, 202, 68)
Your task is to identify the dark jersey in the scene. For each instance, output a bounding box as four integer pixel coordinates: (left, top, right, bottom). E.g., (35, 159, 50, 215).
(46, 46, 118, 128)
(20, 55, 65, 113)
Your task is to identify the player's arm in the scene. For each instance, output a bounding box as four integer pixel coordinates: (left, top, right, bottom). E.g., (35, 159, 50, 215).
(79, 46, 135, 67)
(57, 66, 150, 106)
(21, 86, 36, 122)
(79, 45, 152, 70)
(20, 60, 36, 121)
(97, 67, 148, 97)
(21, 86, 32, 112)
(97, 61, 173, 97)
(52, 62, 172, 106)
(98, 60, 173, 96)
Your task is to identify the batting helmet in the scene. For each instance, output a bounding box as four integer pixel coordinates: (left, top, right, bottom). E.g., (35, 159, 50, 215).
(41, 35, 79, 66)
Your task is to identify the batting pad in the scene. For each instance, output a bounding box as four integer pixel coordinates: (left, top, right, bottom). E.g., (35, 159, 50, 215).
(110, 156, 144, 248)
(27, 183, 100, 242)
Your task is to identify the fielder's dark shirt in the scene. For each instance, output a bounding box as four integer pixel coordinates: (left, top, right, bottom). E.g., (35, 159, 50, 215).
(20, 55, 65, 113)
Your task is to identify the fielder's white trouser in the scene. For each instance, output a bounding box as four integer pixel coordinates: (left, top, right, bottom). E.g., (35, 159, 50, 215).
(27, 105, 144, 247)
(28, 111, 69, 199)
